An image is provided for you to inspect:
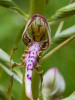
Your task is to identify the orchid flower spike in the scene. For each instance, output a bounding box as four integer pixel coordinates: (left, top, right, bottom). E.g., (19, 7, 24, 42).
(42, 67, 65, 100)
(22, 14, 51, 99)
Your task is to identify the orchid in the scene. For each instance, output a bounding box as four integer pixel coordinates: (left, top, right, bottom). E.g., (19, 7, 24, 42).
(0, 0, 75, 100)
(22, 14, 51, 99)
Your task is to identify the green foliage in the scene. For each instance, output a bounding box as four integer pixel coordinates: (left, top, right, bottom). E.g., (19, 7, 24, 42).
(51, 25, 75, 44)
(47, 3, 75, 24)
(62, 94, 75, 100)
(0, 85, 7, 100)
(0, 85, 15, 100)
(0, 0, 28, 21)
(0, 63, 22, 84)
(0, 48, 23, 81)
(0, 0, 75, 100)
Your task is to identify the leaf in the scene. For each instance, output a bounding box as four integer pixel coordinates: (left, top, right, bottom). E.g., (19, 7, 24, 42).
(47, 3, 75, 25)
(42, 25, 75, 57)
(0, 48, 13, 67)
(51, 25, 75, 44)
(0, 63, 22, 84)
(0, 85, 7, 100)
(0, 48, 23, 80)
(0, 85, 16, 100)
(62, 95, 75, 100)
(0, 0, 28, 21)
(0, 0, 15, 8)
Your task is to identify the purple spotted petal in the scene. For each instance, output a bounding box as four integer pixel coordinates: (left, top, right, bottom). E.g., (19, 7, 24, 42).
(24, 42, 40, 99)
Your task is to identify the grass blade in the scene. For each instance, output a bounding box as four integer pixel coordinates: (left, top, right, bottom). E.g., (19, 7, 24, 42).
(51, 25, 75, 44)
(0, 85, 16, 100)
(0, 63, 22, 84)
(0, 0, 28, 21)
(47, 3, 75, 25)
(40, 34, 75, 64)
(62, 95, 75, 100)
(0, 48, 23, 80)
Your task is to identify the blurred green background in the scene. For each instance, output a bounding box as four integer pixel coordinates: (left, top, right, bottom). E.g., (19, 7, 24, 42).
(0, 0, 75, 100)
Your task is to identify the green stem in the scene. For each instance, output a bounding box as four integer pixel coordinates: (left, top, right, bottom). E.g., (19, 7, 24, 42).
(55, 21, 64, 37)
(29, 0, 46, 17)
(0, 85, 15, 100)
(7, 76, 13, 100)
(21, 66, 30, 100)
(39, 34, 75, 64)
(32, 69, 40, 100)
(13, 7, 28, 22)
(39, 74, 44, 100)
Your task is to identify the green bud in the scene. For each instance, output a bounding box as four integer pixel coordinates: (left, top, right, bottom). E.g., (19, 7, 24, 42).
(42, 67, 65, 99)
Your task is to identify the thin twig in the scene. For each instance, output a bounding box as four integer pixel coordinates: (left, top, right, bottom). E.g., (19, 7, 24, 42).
(55, 0, 74, 37)
(0, 63, 22, 84)
(39, 34, 75, 64)
(69, 0, 74, 4)
(7, 75, 13, 100)
(55, 21, 64, 37)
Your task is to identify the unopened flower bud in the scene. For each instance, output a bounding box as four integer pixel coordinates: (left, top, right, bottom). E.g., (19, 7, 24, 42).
(42, 67, 65, 99)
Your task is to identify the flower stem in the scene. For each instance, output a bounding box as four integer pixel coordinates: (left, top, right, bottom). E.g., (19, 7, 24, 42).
(32, 69, 40, 100)
(39, 34, 75, 64)
(39, 73, 44, 100)
(29, 0, 46, 17)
